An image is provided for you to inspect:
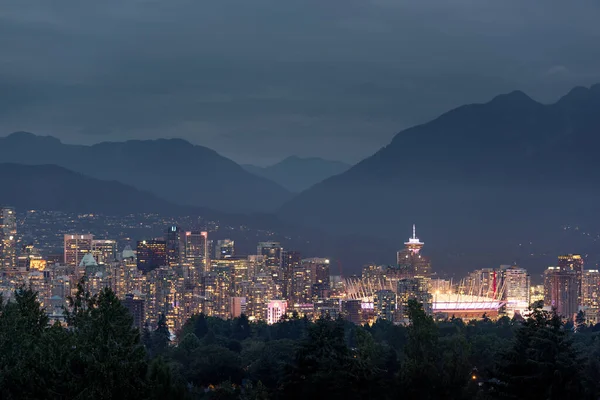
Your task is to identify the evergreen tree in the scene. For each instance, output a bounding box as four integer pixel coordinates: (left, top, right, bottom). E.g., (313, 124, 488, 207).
(65, 285, 149, 399)
(575, 310, 587, 333)
(153, 313, 171, 354)
(492, 306, 584, 399)
(194, 313, 209, 338)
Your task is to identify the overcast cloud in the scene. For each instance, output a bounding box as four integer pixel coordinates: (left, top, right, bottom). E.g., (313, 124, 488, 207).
(1, 0, 600, 165)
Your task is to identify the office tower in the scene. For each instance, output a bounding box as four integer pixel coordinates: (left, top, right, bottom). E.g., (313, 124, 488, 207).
(397, 277, 432, 322)
(544, 266, 578, 318)
(282, 251, 301, 299)
(397, 225, 431, 278)
(165, 226, 183, 266)
(92, 239, 117, 264)
(18, 243, 45, 272)
(216, 239, 235, 259)
(501, 265, 530, 318)
(558, 254, 584, 304)
(185, 231, 209, 272)
(257, 241, 283, 283)
(267, 299, 287, 324)
(374, 290, 397, 322)
(122, 294, 146, 332)
(136, 240, 167, 274)
(0, 206, 17, 274)
(64, 234, 94, 268)
(582, 270, 600, 324)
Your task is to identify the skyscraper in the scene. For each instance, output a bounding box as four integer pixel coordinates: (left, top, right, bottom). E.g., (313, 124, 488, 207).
(397, 225, 430, 278)
(165, 226, 183, 266)
(558, 254, 584, 304)
(258, 241, 283, 289)
(544, 266, 578, 318)
(216, 239, 235, 259)
(136, 240, 167, 274)
(282, 250, 301, 299)
(0, 206, 17, 274)
(185, 231, 209, 272)
(92, 239, 117, 264)
(64, 234, 93, 267)
(300, 257, 330, 300)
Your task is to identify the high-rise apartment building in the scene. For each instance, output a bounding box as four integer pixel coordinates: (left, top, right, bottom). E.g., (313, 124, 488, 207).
(64, 234, 93, 268)
(397, 277, 432, 322)
(544, 266, 578, 318)
(397, 225, 431, 278)
(0, 206, 17, 274)
(374, 290, 397, 322)
(582, 269, 600, 324)
(122, 294, 146, 332)
(282, 251, 301, 299)
(301, 257, 331, 300)
(501, 265, 530, 318)
(136, 240, 167, 274)
(165, 226, 183, 266)
(185, 231, 209, 272)
(216, 239, 235, 259)
(558, 254, 584, 303)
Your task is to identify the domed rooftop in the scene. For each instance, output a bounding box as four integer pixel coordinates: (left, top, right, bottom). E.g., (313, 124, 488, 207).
(79, 253, 98, 268)
(122, 245, 136, 259)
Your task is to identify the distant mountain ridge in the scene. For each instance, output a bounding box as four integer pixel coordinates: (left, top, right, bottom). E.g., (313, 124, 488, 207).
(279, 84, 600, 274)
(244, 156, 350, 192)
(0, 133, 291, 213)
(0, 163, 181, 214)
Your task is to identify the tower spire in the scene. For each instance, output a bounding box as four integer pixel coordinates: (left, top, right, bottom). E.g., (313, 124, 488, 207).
(412, 224, 416, 239)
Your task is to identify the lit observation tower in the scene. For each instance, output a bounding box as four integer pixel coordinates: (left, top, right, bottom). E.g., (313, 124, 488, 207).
(404, 224, 424, 255)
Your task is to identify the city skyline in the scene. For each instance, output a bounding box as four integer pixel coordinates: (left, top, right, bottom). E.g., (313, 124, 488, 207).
(3, 205, 595, 332)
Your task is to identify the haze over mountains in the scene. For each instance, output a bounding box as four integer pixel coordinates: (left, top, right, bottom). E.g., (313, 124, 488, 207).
(243, 156, 350, 192)
(0, 133, 291, 213)
(0, 163, 178, 215)
(280, 84, 600, 273)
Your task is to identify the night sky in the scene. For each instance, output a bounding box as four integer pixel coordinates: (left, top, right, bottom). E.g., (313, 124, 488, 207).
(2, 0, 600, 165)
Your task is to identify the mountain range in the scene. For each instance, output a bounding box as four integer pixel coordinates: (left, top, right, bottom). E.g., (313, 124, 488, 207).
(279, 84, 600, 272)
(243, 156, 350, 192)
(0, 163, 180, 215)
(0, 133, 291, 213)
(3, 84, 600, 274)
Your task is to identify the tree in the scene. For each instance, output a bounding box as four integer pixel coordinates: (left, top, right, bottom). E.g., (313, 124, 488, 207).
(575, 310, 587, 333)
(147, 357, 187, 400)
(400, 299, 441, 399)
(232, 314, 251, 340)
(153, 313, 171, 354)
(491, 306, 584, 399)
(65, 284, 149, 399)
